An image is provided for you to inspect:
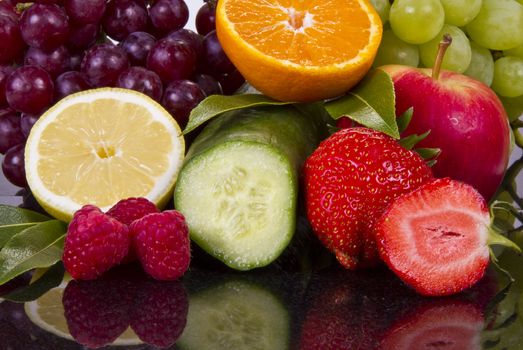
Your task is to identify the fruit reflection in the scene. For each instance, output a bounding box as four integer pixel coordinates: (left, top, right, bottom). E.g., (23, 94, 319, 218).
(178, 273, 290, 350)
(380, 301, 484, 349)
(298, 267, 489, 350)
(23, 265, 188, 349)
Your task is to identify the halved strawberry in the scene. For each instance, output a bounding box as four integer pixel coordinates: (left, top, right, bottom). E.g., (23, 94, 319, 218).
(376, 178, 519, 296)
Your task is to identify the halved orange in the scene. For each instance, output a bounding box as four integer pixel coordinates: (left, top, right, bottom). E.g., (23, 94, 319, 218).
(216, 0, 383, 102)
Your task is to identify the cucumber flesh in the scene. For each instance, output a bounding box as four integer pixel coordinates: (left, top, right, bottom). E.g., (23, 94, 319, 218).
(177, 280, 289, 350)
(175, 141, 295, 270)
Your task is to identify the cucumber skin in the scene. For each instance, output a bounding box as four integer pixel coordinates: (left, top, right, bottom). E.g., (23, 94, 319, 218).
(174, 106, 324, 270)
(184, 106, 324, 172)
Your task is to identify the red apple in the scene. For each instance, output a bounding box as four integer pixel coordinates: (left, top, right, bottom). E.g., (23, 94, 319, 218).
(381, 37, 510, 201)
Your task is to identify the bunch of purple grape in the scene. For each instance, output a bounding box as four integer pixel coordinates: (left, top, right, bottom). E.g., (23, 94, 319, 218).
(0, 0, 244, 188)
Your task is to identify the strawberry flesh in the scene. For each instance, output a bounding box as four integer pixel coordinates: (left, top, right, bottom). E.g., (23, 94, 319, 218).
(376, 178, 491, 296)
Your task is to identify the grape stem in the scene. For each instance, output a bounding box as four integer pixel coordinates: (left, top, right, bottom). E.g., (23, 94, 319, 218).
(15, 2, 33, 12)
(432, 34, 452, 81)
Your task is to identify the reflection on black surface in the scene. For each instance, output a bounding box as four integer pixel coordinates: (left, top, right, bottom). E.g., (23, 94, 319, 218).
(297, 267, 495, 350)
(380, 301, 484, 350)
(62, 266, 188, 349)
(0, 261, 521, 349)
(178, 273, 290, 350)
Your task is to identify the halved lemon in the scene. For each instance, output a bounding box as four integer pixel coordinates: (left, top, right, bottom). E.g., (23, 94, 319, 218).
(24, 281, 143, 346)
(25, 88, 185, 222)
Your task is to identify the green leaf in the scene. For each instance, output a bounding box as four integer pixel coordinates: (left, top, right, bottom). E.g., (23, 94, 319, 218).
(184, 94, 293, 134)
(426, 159, 437, 167)
(2, 262, 64, 303)
(399, 130, 431, 150)
(0, 223, 39, 250)
(324, 68, 399, 139)
(415, 148, 441, 160)
(397, 107, 414, 133)
(0, 205, 50, 225)
(0, 206, 52, 249)
(0, 220, 67, 285)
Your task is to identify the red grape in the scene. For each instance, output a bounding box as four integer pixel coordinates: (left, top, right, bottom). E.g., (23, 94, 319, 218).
(147, 38, 197, 83)
(117, 67, 163, 101)
(69, 52, 83, 71)
(2, 143, 27, 187)
(120, 31, 156, 66)
(54, 71, 91, 100)
(193, 73, 222, 96)
(24, 46, 70, 78)
(19, 3, 69, 51)
(0, 111, 24, 154)
(217, 69, 245, 95)
(195, 1, 216, 36)
(20, 112, 40, 138)
(0, 66, 15, 108)
(162, 79, 205, 127)
(202, 31, 235, 75)
(149, 0, 189, 35)
(6, 66, 54, 114)
(0, 2, 19, 21)
(0, 15, 25, 64)
(102, 0, 148, 41)
(81, 43, 130, 87)
(65, 0, 106, 24)
(166, 29, 203, 56)
(67, 22, 100, 52)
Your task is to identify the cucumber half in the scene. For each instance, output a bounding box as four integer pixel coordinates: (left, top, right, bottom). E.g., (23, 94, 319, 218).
(175, 141, 295, 270)
(177, 280, 289, 350)
(175, 107, 323, 270)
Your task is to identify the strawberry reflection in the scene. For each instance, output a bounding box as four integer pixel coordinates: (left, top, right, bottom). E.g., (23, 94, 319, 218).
(380, 301, 484, 350)
(298, 267, 488, 350)
(62, 266, 188, 349)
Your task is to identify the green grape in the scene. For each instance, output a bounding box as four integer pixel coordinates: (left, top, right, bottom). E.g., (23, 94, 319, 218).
(499, 95, 523, 122)
(419, 25, 472, 73)
(389, 0, 445, 45)
(373, 29, 419, 67)
(466, 0, 523, 50)
(369, 0, 390, 24)
(440, 0, 482, 26)
(491, 56, 523, 97)
(504, 44, 523, 59)
(464, 41, 495, 86)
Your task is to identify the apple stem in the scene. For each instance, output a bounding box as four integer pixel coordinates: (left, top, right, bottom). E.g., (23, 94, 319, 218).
(432, 34, 453, 81)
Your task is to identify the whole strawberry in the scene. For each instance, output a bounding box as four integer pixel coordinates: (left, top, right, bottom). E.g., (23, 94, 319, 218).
(62, 205, 129, 280)
(131, 210, 190, 281)
(303, 127, 433, 269)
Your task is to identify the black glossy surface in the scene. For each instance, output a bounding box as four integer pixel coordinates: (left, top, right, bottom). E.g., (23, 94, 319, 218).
(1, 152, 523, 349)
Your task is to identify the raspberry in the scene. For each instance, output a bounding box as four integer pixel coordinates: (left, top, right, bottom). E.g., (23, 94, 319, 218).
(106, 197, 159, 226)
(63, 279, 131, 348)
(63, 205, 129, 280)
(131, 210, 190, 281)
(106, 197, 160, 263)
(130, 280, 188, 348)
